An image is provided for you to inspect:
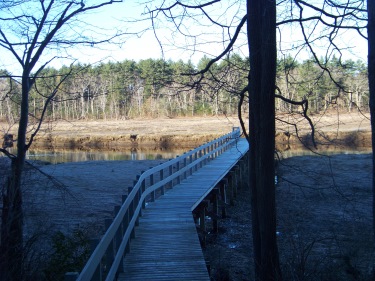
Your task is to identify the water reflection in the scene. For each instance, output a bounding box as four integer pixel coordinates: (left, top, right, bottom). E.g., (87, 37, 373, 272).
(22, 148, 186, 164)
(277, 146, 372, 158)
(2, 145, 372, 164)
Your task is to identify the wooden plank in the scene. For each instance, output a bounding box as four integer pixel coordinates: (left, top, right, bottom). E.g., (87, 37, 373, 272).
(117, 139, 248, 281)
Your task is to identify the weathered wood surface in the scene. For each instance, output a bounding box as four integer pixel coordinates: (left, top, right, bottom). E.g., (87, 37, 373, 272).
(118, 139, 248, 281)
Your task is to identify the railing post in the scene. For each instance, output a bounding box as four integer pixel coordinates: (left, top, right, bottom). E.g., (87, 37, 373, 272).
(115, 214, 124, 275)
(113, 205, 122, 258)
(90, 239, 102, 281)
(105, 218, 114, 276)
(122, 195, 131, 254)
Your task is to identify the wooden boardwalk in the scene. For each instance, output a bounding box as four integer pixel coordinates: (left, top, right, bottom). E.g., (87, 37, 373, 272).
(118, 139, 249, 281)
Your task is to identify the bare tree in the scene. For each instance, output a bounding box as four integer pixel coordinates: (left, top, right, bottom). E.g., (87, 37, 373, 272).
(143, 0, 369, 280)
(277, 0, 370, 236)
(368, 0, 375, 238)
(0, 1, 127, 280)
(143, 1, 283, 279)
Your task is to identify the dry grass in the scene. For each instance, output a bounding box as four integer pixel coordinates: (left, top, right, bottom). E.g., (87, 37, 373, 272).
(1, 112, 371, 150)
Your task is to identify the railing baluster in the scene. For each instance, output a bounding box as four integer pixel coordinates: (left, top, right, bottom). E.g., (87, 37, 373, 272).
(141, 174, 146, 209)
(176, 159, 181, 184)
(183, 156, 187, 179)
(189, 153, 193, 176)
(128, 186, 137, 231)
(169, 162, 173, 188)
(150, 172, 155, 201)
(134, 179, 142, 218)
(194, 151, 198, 171)
(160, 168, 165, 195)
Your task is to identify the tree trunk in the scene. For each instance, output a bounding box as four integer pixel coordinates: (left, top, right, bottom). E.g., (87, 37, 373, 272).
(247, 0, 282, 280)
(0, 74, 30, 281)
(368, 0, 375, 238)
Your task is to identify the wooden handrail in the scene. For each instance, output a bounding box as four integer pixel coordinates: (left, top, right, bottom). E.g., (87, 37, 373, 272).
(73, 128, 241, 281)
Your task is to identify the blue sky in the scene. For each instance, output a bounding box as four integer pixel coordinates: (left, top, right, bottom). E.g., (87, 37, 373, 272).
(0, 1, 368, 75)
(64, 1, 246, 67)
(61, 1, 369, 67)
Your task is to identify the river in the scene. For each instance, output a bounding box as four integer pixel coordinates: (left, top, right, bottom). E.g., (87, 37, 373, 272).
(24, 148, 187, 163)
(1, 145, 372, 164)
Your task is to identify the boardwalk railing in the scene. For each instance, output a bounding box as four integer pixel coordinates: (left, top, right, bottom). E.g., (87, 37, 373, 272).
(72, 128, 241, 281)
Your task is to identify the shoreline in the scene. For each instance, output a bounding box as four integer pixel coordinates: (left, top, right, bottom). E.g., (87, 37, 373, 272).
(1, 113, 371, 151)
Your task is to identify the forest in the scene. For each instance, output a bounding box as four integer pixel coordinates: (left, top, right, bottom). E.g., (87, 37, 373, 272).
(0, 54, 368, 123)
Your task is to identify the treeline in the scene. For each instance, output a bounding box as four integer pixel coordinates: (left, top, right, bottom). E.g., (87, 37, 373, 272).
(0, 54, 368, 123)
(276, 56, 368, 113)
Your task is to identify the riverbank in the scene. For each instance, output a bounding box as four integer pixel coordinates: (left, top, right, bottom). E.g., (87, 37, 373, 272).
(1, 112, 372, 150)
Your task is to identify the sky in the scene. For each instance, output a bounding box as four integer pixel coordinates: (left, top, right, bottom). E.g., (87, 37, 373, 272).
(0, 1, 368, 75)
(73, 1, 369, 65)
(59, 1, 248, 68)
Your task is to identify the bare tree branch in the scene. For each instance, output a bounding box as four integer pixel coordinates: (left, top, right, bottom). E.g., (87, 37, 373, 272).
(275, 85, 317, 148)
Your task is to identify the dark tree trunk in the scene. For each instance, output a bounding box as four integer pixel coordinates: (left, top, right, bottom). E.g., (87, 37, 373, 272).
(1, 160, 24, 281)
(0, 74, 30, 281)
(247, 0, 282, 280)
(368, 0, 375, 239)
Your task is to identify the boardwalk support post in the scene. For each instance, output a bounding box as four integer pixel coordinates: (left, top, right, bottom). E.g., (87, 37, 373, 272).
(64, 272, 79, 281)
(211, 188, 219, 233)
(199, 200, 209, 247)
(219, 179, 228, 218)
